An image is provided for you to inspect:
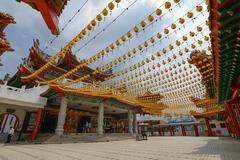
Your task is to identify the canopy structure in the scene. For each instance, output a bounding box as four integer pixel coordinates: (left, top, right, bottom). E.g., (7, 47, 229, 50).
(11, 0, 238, 117)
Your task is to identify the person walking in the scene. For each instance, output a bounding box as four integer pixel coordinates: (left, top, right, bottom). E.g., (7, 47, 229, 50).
(6, 127, 14, 143)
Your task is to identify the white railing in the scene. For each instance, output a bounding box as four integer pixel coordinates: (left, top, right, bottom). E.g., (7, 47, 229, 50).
(0, 83, 48, 108)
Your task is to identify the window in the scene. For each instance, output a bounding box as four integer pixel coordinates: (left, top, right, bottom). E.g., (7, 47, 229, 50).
(210, 124, 216, 128)
(220, 123, 226, 128)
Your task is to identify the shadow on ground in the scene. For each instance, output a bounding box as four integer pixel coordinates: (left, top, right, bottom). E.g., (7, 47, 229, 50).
(189, 137, 240, 160)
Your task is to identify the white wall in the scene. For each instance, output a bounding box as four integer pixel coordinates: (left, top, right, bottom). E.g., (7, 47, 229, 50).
(210, 120, 229, 136)
(0, 105, 27, 131)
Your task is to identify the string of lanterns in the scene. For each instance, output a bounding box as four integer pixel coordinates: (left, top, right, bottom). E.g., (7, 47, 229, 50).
(35, 0, 184, 85)
(22, 0, 122, 80)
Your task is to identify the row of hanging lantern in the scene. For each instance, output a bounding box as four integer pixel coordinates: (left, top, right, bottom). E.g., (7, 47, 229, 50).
(61, 42, 209, 102)
(35, 0, 182, 85)
(23, 0, 122, 80)
(61, 35, 210, 99)
(52, 23, 210, 88)
(101, 34, 210, 89)
(41, 1, 208, 87)
(52, 0, 210, 115)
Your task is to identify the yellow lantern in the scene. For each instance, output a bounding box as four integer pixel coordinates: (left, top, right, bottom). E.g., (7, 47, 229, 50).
(91, 20, 97, 26)
(96, 14, 102, 21)
(141, 21, 146, 28)
(164, 28, 169, 34)
(204, 36, 209, 41)
(162, 48, 167, 54)
(121, 36, 126, 42)
(144, 41, 148, 47)
(157, 63, 161, 67)
(187, 12, 193, 18)
(137, 62, 141, 67)
(185, 47, 189, 52)
(197, 26, 202, 32)
(162, 60, 166, 65)
(156, 52, 161, 57)
(165, 1, 171, 9)
(150, 37, 155, 43)
(173, 54, 177, 59)
(169, 44, 173, 50)
(105, 47, 110, 53)
(102, 8, 109, 16)
(110, 43, 115, 50)
(108, 2, 115, 10)
(190, 31, 195, 37)
(157, 33, 162, 39)
(87, 24, 92, 31)
(179, 18, 185, 24)
(115, 40, 120, 46)
(138, 45, 143, 51)
(148, 15, 154, 22)
(115, 0, 121, 3)
(156, 8, 162, 16)
(118, 57, 122, 62)
(132, 49, 137, 54)
(123, 55, 127, 60)
(176, 40, 180, 46)
(205, 20, 210, 26)
(171, 23, 177, 29)
(151, 55, 155, 60)
(127, 31, 132, 38)
(168, 57, 171, 62)
(174, 0, 180, 3)
(196, 5, 203, 12)
(191, 44, 196, 49)
(146, 58, 150, 63)
(182, 36, 187, 41)
(127, 52, 132, 57)
(134, 26, 139, 33)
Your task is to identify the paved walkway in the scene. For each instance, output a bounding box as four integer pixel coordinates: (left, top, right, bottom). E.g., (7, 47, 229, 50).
(0, 137, 239, 160)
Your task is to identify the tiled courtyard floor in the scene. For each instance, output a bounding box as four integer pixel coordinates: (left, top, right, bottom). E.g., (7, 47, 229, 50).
(0, 137, 240, 160)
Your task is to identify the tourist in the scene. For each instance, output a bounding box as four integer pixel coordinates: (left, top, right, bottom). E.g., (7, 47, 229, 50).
(6, 127, 14, 143)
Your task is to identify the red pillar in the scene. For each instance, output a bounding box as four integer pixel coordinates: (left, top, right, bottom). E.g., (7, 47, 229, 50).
(225, 102, 240, 136)
(32, 108, 43, 140)
(181, 125, 186, 136)
(234, 101, 240, 115)
(150, 121, 154, 136)
(158, 121, 162, 136)
(205, 117, 213, 136)
(169, 127, 173, 136)
(193, 124, 199, 136)
(172, 127, 175, 136)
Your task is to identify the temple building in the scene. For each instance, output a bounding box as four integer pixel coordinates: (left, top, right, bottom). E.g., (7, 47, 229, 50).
(0, 0, 239, 143)
(0, 40, 141, 140)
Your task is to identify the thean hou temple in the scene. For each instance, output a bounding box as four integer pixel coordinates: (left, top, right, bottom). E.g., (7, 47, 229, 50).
(0, 0, 240, 159)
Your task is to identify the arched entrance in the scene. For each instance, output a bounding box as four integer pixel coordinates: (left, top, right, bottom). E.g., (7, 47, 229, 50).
(0, 113, 19, 133)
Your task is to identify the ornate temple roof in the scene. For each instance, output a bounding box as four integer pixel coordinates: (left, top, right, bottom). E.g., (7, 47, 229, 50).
(0, 12, 15, 58)
(16, 0, 69, 35)
(210, 0, 240, 104)
(8, 39, 108, 87)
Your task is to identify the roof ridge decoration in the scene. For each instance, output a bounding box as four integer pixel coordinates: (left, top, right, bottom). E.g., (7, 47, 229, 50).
(0, 11, 15, 66)
(16, 0, 70, 35)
